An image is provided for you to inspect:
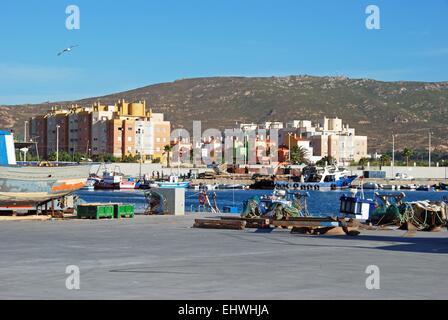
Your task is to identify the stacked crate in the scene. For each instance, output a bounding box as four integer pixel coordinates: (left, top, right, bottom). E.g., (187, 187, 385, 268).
(113, 204, 135, 219)
(77, 203, 135, 220)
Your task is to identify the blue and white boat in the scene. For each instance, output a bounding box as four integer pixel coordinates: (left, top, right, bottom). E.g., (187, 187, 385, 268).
(155, 175, 190, 189)
(0, 130, 90, 208)
(275, 165, 358, 191)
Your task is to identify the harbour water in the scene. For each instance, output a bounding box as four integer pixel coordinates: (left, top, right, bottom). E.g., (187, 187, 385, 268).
(75, 189, 448, 216)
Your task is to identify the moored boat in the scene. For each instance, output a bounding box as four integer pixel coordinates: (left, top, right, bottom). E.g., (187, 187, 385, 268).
(94, 168, 136, 190)
(0, 165, 90, 206)
(0, 130, 90, 207)
(274, 165, 357, 191)
(154, 175, 190, 189)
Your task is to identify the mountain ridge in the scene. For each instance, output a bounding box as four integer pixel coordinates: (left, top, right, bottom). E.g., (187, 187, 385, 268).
(1, 75, 448, 152)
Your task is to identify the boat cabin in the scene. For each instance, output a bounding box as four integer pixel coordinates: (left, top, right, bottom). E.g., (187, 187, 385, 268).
(0, 130, 16, 165)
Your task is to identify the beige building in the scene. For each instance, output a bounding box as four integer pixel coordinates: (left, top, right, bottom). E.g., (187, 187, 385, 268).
(91, 103, 115, 156)
(68, 106, 93, 155)
(106, 100, 171, 160)
(29, 99, 170, 162)
(281, 117, 368, 164)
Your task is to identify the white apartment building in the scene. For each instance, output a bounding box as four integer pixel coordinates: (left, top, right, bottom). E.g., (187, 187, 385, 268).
(280, 117, 368, 163)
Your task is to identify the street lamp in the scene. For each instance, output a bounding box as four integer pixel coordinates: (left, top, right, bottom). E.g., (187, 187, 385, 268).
(429, 131, 432, 168)
(288, 133, 292, 162)
(56, 125, 60, 164)
(136, 128, 144, 179)
(24, 120, 29, 142)
(392, 134, 395, 177)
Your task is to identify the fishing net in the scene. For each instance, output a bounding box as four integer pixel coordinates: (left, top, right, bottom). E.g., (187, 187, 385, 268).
(144, 191, 167, 215)
(241, 196, 261, 218)
(398, 201, 447, 231)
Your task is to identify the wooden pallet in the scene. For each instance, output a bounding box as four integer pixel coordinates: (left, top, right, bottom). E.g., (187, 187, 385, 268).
(194, 219, 246, 230)
(290, 226, 360, 236)
(195, 216, 361, 235)
(219, 216, 271, 229)
(273, 217, 360, 236)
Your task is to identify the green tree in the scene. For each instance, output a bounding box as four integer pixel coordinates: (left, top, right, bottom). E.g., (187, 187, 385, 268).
(93, 153, 117, 163)
(379, 154, 391, 170)
(316, 156, 336, 166)
(290, 146, 309, 165)
(121, 154, 139, 163)
(402, 148, 413, 167)
(358, 157, 369, 170)
(48, 151, 72, 162)
(72, 152, 89, 163)
(163, 145, 173, 168)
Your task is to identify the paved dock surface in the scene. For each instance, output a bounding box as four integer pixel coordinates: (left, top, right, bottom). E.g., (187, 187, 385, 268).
(0, 215, 447, 300)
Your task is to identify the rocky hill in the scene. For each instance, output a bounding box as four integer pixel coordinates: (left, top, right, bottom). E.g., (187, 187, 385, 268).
(2, 75, 448, 152)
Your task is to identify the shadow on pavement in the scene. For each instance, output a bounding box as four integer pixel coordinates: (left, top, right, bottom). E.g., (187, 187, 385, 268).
(319, 233, 448, 254)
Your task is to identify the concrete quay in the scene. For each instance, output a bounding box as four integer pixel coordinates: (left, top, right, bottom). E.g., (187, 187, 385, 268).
(0, 214, 447, 300)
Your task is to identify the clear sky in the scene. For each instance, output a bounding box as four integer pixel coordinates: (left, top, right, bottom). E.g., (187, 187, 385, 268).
(0, 0, 447, 104)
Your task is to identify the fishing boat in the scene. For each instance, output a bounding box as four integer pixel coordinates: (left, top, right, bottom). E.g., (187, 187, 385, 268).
(154, 175, 190, 189)
(275, 165, 357, 191)
(415, 184, 434, 192)
(0, 130, 90, 207)
(94, 168, 136, 190)
(81, 178, 96, 191)
(400, 184, 417, 190)
(218, 183, 247, 190)
(0, 165, 91, 207)
(340, 191, 376, 220)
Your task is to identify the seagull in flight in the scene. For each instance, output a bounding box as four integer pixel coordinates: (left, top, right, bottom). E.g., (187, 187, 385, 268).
(57, 45, 79, 56)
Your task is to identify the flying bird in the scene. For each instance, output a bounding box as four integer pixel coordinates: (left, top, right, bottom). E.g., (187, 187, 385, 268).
(57, 45, 79, 56)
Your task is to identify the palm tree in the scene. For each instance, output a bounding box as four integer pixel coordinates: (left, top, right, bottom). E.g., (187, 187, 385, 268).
(379, 154, 391, 170)
(316, 156, 336, 167)
(163, 145, 173, 168)
(358, 157, 369, 170)
(290, 146, 309, 165)
(402, 148, 413, 167)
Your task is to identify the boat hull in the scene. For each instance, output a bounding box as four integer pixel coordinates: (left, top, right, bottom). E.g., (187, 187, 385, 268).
(157, 182, 191, 189)
(275, 175, 358, 191)
(0, 165, 91, 206)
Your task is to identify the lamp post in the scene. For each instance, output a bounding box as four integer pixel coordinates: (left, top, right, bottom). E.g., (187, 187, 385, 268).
(136, 128, 144, 179)
(428, 131, 432, 168)
(24, 120, 28, 142)
(56, 125, 60, 164)
(392, 134, 395, 177)
(288, 133, 292, 163)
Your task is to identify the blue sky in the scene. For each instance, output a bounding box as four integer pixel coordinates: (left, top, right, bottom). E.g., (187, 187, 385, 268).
(0, 0, 447, 104)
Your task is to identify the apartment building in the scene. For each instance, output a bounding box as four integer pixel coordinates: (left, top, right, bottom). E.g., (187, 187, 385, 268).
(29, 115, 48, 158)
(29, 99, 170, 161)
(68, 107, 92, 155)
(281, 117, 368, 164)
(91, 103, 115, 156)
(46, 110, 69, 155)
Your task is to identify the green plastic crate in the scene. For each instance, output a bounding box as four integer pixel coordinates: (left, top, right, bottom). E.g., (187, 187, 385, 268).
(77, 204, 114, 220)
(113, 204, 135, 219)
